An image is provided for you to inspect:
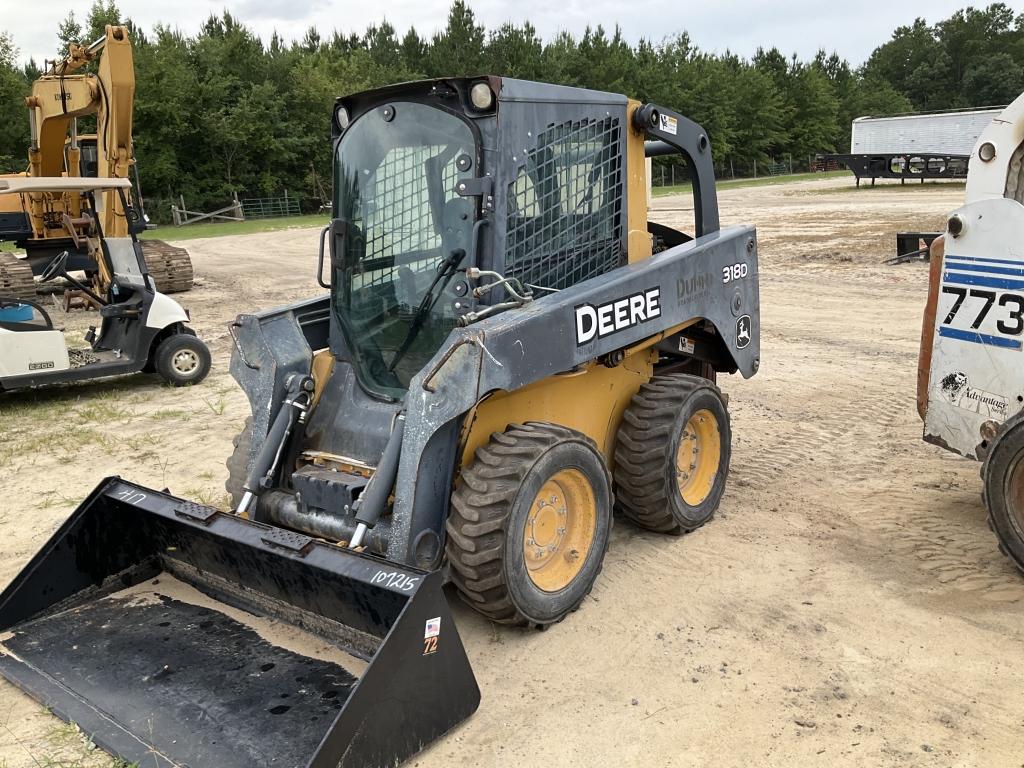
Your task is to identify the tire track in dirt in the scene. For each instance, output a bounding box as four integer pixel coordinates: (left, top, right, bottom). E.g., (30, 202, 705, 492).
(847, 482, 1024, 601)
(731, 388, 911, 492)
(729, 298, 1023, 599)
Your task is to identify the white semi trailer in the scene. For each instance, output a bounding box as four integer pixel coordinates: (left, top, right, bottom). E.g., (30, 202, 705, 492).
(826, 106, 1006, 186)
(852, 108, 1004, 155)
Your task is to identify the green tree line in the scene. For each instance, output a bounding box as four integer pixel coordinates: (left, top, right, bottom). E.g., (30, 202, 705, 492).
(1, 2, 1022, 220)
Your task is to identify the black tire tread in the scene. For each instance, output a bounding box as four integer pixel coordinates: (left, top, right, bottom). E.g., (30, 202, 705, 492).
(613, 373, 727, 534)
(225, 416, 252, 510)
(981, 421, 1024, 574)
(445, 422, 611, 628)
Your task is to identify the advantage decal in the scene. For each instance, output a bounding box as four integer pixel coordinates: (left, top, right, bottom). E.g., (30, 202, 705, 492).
(939, 371, 1008, 418)
(575, 287, 661, 345)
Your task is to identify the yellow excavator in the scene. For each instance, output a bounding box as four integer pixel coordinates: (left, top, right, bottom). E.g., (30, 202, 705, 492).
(0, 25, 192, 300)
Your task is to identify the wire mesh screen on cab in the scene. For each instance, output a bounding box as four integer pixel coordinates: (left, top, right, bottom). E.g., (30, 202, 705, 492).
(360, 146, 462, 288)
(505, 117, 624, 291)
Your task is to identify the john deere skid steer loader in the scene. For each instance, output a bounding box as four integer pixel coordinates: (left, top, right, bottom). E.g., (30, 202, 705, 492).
(0, 77, 760, 767)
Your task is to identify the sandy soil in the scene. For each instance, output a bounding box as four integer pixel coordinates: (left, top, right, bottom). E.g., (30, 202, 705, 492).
(3, 175, 1022, 767)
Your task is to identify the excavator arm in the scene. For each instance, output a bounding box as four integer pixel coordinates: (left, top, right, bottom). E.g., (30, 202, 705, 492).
(24, 25, 135, 239)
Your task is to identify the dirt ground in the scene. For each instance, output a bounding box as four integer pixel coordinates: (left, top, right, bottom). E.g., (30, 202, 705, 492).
(3, 175, 1022, 768)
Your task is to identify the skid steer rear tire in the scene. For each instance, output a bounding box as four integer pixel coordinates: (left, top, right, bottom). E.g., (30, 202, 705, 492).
(614, 373, 730, 534)
(446, 422, 612, 628)
(982, 419, 1024, 573)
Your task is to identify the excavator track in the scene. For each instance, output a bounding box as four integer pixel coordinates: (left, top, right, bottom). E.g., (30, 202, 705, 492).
(0, 252, 36, 299)
(142, 240, 193, 294)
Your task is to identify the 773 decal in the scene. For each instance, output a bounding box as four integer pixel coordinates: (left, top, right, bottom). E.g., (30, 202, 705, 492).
(942, 286, 1024, 334)
(939, 285, 1024, 349)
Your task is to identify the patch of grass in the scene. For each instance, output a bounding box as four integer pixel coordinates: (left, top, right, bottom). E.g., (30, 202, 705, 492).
(141, 213, 328, 241)
(45, 721, 84, 746)
(653, 169, 848, 197)
(17, 719, 123, 767)
(36, 490, 72, 510)
(183, 487, 230, 509)
(151, 408, 190, 422)
(202, 394, 228, 416)
(76, 401, 136, 423)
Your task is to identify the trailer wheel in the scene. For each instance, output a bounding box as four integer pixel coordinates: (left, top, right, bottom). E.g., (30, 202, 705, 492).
(446, 422, 612, 628)
(155, 333, 211, 386)
(983, 419, 1024, 573)
(614, 373, 731, 533)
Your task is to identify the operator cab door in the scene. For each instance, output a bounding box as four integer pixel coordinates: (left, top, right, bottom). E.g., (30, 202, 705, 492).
(329, 101, 480, 400)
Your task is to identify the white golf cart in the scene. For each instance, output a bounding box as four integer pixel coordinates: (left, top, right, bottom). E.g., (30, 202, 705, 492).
(0, 177, 210, 391)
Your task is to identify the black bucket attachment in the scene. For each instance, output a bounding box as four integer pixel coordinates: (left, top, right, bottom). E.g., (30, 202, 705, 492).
(0, 478, 479, 768)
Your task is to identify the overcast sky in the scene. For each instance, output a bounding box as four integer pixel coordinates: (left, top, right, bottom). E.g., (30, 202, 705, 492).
(2, 0, 1014, 67)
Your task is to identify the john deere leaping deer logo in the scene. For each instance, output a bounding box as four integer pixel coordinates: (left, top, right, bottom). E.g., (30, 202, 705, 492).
(736, 315, 751, 349)
(940, 371, 1008, 418)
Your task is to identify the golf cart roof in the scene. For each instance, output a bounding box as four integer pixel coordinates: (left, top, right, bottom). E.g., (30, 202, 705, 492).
(0, 177, 132, 195)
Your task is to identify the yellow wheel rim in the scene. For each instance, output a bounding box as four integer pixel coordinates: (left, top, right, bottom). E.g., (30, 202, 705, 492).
(676, 408, 721, 506)
(523, 468, 596, 593)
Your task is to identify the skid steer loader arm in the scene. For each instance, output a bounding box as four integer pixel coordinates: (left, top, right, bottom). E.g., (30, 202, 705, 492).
(0, 478, 479, 768)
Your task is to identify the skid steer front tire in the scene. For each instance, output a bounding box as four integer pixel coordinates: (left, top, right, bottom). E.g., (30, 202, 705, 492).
(614, 373, 731, 534)
(446, 422, 612, 628)
(982, 419, 1024, 573)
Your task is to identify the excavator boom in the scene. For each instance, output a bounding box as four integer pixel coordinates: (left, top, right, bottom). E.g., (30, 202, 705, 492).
(0, 25, 193, 298)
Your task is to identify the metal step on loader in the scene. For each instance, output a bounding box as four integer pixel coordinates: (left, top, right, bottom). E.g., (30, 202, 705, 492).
(0, 77, 760, 767)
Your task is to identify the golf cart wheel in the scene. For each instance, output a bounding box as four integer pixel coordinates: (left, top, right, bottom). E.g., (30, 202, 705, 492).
(614, 373, 731, 534)
(155, 332, 211, 386)
(446, 422, 613, 628)
(983, 418, 1024, 573)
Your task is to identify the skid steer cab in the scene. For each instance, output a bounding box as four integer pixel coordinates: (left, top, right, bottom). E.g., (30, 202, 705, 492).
(0, 78, 759, 767)
(0, 177, 209, 391)
(918, 91, 1024, 576)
